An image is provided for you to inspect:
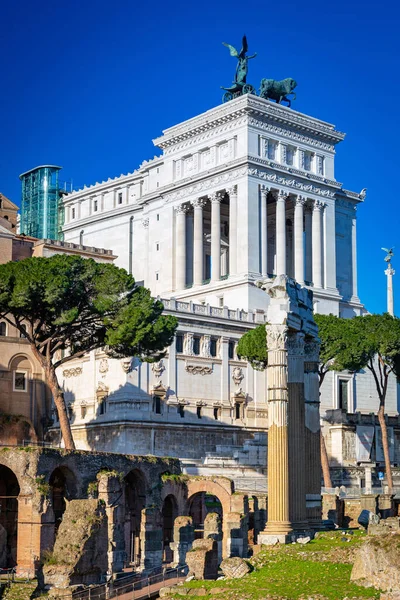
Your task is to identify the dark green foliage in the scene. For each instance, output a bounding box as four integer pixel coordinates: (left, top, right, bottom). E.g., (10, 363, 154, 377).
(237, 324, 267, 370)
(0, 254, 178, 368)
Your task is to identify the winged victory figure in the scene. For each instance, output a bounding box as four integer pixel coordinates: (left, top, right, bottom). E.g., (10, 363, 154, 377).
(382, 247, 395, 263)
(222, 35, 257, 85)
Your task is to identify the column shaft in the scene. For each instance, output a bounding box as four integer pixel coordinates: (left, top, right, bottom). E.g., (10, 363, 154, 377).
(351, 210, 359, 300)
(294, 197, 305, 285)
(193, 199, 206, 286)
(228, 186, 237, 276)
(305, 208, 312, 283)
(175, 205, 187, 290)
(211, 193, 222, 282)
(276, 192, 287, 276)
(261, 188, 268, 276)
(312, 201, 323, 288)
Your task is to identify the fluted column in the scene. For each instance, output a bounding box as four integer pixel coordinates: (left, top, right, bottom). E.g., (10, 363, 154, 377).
(211, 192, 223, 282)
(304, 339, 322, 529)
(261, 187, 269, 276)
(263, 325, 292, 536)
(312, 200, 324, 288)
(304, 206, 312, 284)
(276, 191, 287, 276)
(192, 198, 207, 286)
(351, 207, 359, 301)
(228, 185, 237, 276)
(175, 204, 189, 290)
(294, 196, 306, 285)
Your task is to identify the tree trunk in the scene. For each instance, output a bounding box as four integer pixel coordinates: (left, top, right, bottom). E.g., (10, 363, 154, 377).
(46, 365, 75, 450)
(377, 404, 393, 492)
(320, 430, 332, 489)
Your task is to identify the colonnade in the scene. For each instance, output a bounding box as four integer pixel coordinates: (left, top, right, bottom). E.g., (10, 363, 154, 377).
(174, 185, 328, 291)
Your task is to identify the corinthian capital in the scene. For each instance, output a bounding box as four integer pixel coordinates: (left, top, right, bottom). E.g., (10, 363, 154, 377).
(175, 203, 190, 215)
(266, 324, 288, 351)
(261, 185, 270, 199)
(227, 184, 237, 197)
(313, 200, 325, 211)
(209, 191, 224, 203)
(192, 198, 207, 209)
(277, 190, 288, 202)
(295, 195, 307, 206)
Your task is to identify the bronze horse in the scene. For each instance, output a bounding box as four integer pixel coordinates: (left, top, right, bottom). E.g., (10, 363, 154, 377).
(259, 77, 297, 107)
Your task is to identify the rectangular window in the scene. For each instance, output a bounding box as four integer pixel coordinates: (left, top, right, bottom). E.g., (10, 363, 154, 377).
(156, 242, 159, 251)
(228, 341, 235, 360)
(267, 141, 276, 161)
(0, 322, 6, 336)
(94, 200, 98, 212)
(154, 396, 162, 414)
(193, 337, 200, 355)
(286, 147, 295, 166)
(235, 402, 241, 420)
(13, 371, 27, 392)
(219, 297, 224, 308)
(197, 406, 202, 419)
(20, 324, 27, 338)
(71, 208, 75, 219)
(156, 272, 159, 281)
(118, 192, 123, 204)
(176, 334, 183, 353)
(178, 404, 184, 418)
(99, 399, 106, 415)
(210, 339, 217, 357)
(338, 379, 349, 411)
(304, 152, 312, 171)
(157, 214, 160, 221)
(213, 407, 220, 420)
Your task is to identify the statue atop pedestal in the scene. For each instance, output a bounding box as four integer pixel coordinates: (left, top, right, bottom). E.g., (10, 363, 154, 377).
(221, 35, 257, 102)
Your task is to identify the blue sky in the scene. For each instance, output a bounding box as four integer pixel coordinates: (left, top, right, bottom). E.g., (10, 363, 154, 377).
(1, 0, 398, 315)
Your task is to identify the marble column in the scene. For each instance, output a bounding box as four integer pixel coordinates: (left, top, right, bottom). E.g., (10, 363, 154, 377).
(304, 338, 323, 529)
(228, 185, 237, 276)
(261, 186, 269, 276)
(312, 200, 324, 288)
(192, 198, 206, 286)
(175, 204, 189, 290)
(263, 324, 292, 538)
(351, 207, 359, 301)
(294, 196, 306, 285)
(276, 191, 287, 276)
(211, 192, 223, 282)
(305, 206, 312, 283)
(142, 217, 149, 285)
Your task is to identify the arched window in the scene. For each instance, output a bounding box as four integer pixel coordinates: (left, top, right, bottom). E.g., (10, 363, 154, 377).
(0, 322, 6, 336)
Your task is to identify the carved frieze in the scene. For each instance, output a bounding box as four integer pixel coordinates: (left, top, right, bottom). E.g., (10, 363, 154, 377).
(63, 367, 82, 378)
(185, 364, 213, 375)
(248, 168, 336, 199)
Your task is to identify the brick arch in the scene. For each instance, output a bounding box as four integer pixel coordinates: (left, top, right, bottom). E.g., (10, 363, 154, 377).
(185, 480, 232, 516)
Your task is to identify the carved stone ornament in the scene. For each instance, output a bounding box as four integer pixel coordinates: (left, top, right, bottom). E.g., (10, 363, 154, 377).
(151, 360, 165, 378)
(304, 339, 320, 363)
(141, 217, 149, 228)
(266, 325, 288, 351)
(99, 359, 109, 377)
(232, 366, 244, 386)
(185, 364, 213, 376)
(63, 367, 82, 378)
(151, 381, 168, 397)
(287, 333, 305, 356)
(201, 335, 211, 358)
(120, 358, 132, 373)
(184, 333, 194, 356)
(192, 197, 207, 209)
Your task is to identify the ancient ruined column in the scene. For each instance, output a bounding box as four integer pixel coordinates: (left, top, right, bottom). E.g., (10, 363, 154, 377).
(276, 191, 287, 276)
(262, 324, 292, 539)
(228, 185, 237, 276)
(192, 198, 206, 286)
(175, 204, 189, 290)
(294, 196, 306, 285)
(304, 338, 323, 529)
(261, 186, 269, 276)
(287, 332, 308, 529)
(211, 192, 223, 282)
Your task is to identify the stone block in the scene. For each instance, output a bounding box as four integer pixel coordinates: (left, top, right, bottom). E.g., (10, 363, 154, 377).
(186, 538, 218, 580)
(220, 556, 250, 579)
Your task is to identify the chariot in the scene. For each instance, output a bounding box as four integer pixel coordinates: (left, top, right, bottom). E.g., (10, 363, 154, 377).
(221, 82, 256, 103)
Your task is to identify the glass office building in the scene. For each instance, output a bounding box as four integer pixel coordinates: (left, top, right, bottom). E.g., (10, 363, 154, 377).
(19, 165, 62, 239)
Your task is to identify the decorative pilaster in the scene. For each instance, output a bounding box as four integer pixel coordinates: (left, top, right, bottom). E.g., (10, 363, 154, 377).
(294, 196, 306, 285)
(263, 324, 292, 537)
(276, 191, 287, 276)
(228, 185, 237, 276)
(351, 206, 360, 302)
(192, 198, 207, 286)
(312, 200, 324, 288)
(210, 192, 223, 282)
(175, 204, 189, 290)
(261, 186, 269, 276)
